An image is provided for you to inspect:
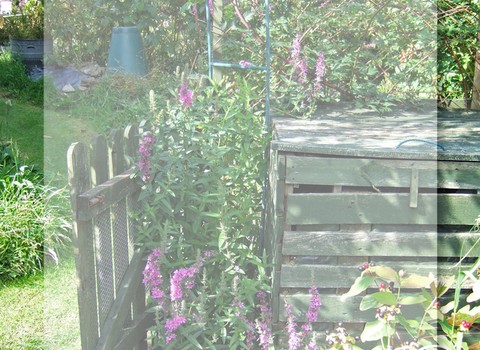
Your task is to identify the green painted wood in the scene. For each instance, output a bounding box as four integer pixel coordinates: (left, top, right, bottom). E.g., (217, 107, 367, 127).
(286, 193, 438, 225)
(409, 169, 419, 208)
(272, 270, 281, 323)
(108, 129, 131, 328)
(438, 194, 480, 225)
(124, 124, 139, 169)
(271, 113, 480, 161)
(279, 263, 472, 289)
(77, 169, 140, 221)
(109, 129, 126, 177)
(67, 142, 99, 349)
(279, 293, 429, 323)
(285, 156, 437, 188)
(283, 230, 480, 257)
(438, 161, 480, 189)
(91, 134, 115, 329)
(95, 249, 146, 350)
(113, 312, 155, 350)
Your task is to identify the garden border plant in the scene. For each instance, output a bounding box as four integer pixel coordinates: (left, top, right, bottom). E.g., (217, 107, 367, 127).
(131, 70, 326, 349)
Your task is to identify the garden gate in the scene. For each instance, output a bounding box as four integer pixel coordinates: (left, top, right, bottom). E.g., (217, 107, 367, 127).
(68, 122, 153, 350)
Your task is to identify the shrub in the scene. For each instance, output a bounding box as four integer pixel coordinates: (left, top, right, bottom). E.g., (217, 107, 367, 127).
(0, 51, 43, 105)
(0, 143, 71, 281)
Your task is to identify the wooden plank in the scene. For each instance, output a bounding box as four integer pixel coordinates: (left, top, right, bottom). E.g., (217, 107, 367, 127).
(285, 156, 437, 188)
(67, 142, 99, 349)
(272, 270, 281, 323)
(283, 231, 438, 257)
(438, 161, 480, 189)
(271, 114, 480, 161)
(109, 129, 126, 177)
(77, 169, 140, 221)
(280, 263, 442, 289)
(279, 293, 429, 323)
(113, 312, 155, 350)
(91, 135, 115, 330)
(409, 169, 419, 208)
(124, 124, 139, 169)
(438, 194, 480, 225)
(286, 193, 438, 225)
(127, 189, 148, 350)
(95, 249, 147, 350)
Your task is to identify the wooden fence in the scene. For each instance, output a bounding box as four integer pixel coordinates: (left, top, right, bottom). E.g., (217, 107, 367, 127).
(68, 122, 154, 350)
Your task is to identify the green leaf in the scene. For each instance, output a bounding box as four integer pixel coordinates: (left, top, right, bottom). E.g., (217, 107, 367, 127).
(371, 266, 398, 282)
(371, 292, 397, 306)
(401, 274, 434, 288)
(360, 295, 382, 311)
(398, 295, 426, 305)
(360, 320, 394, 342)
(467, 279, 480, 303)
(396, 315, 418, 337)
(435, 275, 456, 298)
(341, 276, 375, 301)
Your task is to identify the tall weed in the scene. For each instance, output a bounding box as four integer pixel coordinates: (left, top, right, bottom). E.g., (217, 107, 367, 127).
(0, 143, 71, 281)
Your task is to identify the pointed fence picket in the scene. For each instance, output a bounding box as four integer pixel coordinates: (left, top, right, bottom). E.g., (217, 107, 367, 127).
(67, 121, 154, 350)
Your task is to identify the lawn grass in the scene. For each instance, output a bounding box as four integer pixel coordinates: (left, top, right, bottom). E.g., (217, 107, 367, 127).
(0, 272, 44, 349)
(0, 253, 80, 349)
(0, 96, 43, 169)
(44, 108, 99, 187)
(44, 254, 81, 349)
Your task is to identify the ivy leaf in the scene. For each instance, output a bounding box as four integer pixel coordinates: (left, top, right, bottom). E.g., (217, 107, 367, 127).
(341, 276, 375, 301)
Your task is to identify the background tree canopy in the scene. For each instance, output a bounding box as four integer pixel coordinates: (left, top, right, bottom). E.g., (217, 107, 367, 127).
(42, 0, 479, 109)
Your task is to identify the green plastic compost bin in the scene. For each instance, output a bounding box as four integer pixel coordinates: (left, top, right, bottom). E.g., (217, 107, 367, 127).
(106, 26, 148, 77)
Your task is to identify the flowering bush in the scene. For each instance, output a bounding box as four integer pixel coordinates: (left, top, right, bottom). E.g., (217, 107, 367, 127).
(133, 72, 324, 348)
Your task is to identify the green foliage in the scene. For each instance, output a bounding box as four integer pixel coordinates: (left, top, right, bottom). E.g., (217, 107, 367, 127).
(0, 51, 43, 105)
(134, 75, 270, 348)
(437, 0, 480, 102)
(0, 142, 71, 281)
(2, 0, 44, 39)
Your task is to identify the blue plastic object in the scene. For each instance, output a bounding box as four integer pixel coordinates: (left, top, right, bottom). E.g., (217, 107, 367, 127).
(106, 26, 148, 77)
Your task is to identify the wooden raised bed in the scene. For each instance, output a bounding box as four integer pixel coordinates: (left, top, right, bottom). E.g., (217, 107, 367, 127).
(264, 105, 480, 346)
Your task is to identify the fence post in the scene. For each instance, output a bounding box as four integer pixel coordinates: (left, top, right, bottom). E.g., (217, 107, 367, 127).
(67, 142, 99, 349)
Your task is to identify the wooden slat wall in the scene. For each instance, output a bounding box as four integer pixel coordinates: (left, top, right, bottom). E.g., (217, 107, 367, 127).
(265, 151, 480, 347)
(68, 122, 150, 350)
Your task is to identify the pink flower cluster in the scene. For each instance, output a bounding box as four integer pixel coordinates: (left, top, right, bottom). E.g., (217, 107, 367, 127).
(291, 35, 308, 84)
(142, 247, 167, 306)
(165, 313, 186, 344)
(285, 285, 321, 350)
(179, 83, 193, 108)
(143, 248, 218, 346)
(170, 263, 202, 302)
(314, 53, 325, 91)
(256, 291, 273, 350)
(290, 35, 326, 93)
(138, 133, 153, 181)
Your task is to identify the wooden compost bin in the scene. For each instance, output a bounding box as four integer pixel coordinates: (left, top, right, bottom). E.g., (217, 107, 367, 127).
(264, 106, 480, 346)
